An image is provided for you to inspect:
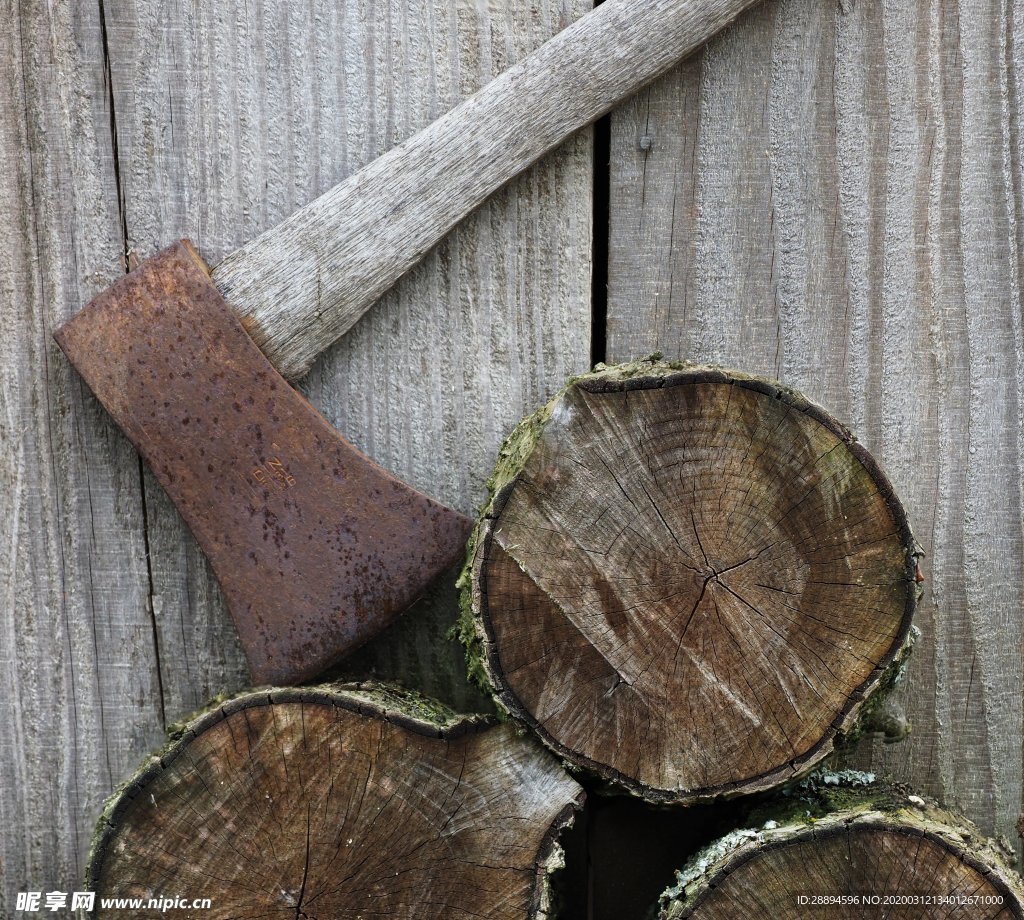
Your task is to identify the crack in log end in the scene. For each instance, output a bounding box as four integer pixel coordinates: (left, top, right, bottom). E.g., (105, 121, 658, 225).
(473, 362, 916, 803)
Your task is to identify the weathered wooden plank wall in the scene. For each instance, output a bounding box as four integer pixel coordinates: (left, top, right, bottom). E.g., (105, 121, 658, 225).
(607, 0, 1024, 853)
(0, 0, 591, 911)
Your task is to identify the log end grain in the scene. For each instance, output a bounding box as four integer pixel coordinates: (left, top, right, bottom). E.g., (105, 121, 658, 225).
(87, 683, 584, 920)
(462, 359, 919, 804)
(660, 779, 1024, 918)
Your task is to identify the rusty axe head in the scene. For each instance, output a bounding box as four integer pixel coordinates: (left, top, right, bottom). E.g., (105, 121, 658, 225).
(55, 241, 470, 686)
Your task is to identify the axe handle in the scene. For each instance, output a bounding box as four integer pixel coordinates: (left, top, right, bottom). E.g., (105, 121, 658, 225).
(213, 0, 761, 381)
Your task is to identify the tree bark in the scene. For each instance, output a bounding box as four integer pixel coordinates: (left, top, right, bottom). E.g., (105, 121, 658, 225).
(462, 358, 918, 804)
(660, 780, 1024, 918)
(87, 683, 584, 919)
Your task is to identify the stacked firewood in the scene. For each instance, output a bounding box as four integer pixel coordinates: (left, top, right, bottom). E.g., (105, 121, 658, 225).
(89, 362, 1023, 919)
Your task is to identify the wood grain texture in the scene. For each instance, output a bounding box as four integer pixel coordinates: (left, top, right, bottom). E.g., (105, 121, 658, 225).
(212, 0, 764, 382)
(468, 361, 917, 802)
(2, 0, 594, 906)
(607, 0, 1024, 854)
(88, 685, 584, 920)
(0, 0, 165, 913)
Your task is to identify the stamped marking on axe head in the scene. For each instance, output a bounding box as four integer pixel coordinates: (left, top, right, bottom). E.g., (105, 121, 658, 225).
(55, 241, 471, 685)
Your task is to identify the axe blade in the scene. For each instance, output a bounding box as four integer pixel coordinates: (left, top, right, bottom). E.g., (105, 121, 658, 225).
(55, 241, 471, 686)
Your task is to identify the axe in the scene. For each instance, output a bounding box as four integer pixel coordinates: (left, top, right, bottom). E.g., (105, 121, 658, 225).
(55, 0, 759, 686)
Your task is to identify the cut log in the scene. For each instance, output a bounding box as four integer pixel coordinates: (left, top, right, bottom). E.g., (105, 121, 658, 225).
(87, 683, 584, 919)
(659, 778, 1024, 918)
(462, 359, 918, 803)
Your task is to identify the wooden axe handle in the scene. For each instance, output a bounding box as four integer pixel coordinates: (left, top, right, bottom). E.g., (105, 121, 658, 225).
(213, 0, 760, 381)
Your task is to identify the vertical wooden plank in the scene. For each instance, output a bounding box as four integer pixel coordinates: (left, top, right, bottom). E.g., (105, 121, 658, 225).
(313, 6, 594, 708)
(103, 0, 593, 716)
(0, 0, 165, 909)
(607, 0, 1024, 852)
